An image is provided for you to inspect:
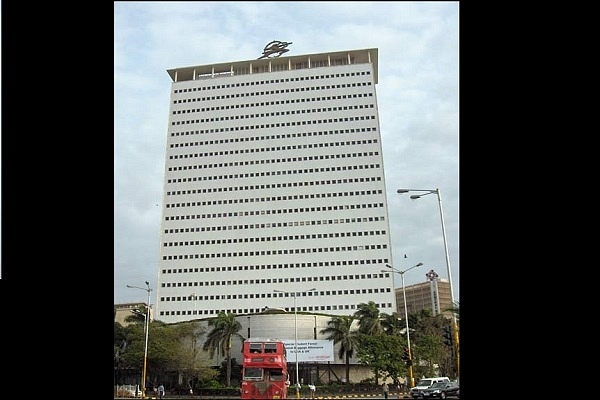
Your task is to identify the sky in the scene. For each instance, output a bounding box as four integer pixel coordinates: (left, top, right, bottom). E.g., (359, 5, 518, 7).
(114, 1, 459, 309)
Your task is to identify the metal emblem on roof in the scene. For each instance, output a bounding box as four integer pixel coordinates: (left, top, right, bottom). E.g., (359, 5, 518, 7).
(426, 270, 439, 281)
(258, 40, 293, 59)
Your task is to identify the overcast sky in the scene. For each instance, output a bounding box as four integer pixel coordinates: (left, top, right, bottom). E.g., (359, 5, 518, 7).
(114, 1, 459, 309)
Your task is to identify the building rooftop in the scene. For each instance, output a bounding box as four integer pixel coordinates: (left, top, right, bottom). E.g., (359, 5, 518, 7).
(166, 47, 379, 84)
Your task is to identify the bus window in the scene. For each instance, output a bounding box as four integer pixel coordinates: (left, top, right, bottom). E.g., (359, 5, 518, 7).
(249, 343, 262, 353)
(264, 343, 277, 353)
(243, 367, 263, 380)
(269, 368, 284, 381)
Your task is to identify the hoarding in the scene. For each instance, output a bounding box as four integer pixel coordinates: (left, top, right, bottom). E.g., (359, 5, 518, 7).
(281, 339, 334, 362)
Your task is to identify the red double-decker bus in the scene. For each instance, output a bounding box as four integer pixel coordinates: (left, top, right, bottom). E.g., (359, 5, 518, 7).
(241, 338, 289, 399)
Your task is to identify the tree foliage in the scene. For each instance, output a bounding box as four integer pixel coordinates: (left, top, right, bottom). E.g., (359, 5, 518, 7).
(319, 315, 360, 384)
(202, 312, 244, 387)
(173, 322, 218, 389)
(114, 317, 217, 388)
(353, 301, 384, 335)
(356, 333, 407, 384)
(321, 301, 460, 383)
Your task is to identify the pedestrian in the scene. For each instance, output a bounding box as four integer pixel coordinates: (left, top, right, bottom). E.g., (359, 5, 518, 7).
(158, 384, 165, 400)
(382, 382, 389, 400)
(308, 383, 316, 399)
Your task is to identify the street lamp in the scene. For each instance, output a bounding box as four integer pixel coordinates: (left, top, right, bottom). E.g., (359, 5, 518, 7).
(274, 288, 316, 399)
(127, 281, 152, 399)
(382, 262, 423, 389)
(397, 188, 459, 379)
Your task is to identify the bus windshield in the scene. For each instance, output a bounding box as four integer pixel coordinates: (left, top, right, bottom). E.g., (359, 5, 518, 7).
(243, 367, 263, 380)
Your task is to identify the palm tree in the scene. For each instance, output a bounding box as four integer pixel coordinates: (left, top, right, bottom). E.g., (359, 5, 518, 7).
(380, 311, 404, 335)
(202, 312, 244, 387)
(353, 301, 383, 335)
(320, 315, 360, 384)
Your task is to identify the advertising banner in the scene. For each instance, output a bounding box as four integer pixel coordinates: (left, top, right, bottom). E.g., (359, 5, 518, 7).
(281, 339, 334, 362)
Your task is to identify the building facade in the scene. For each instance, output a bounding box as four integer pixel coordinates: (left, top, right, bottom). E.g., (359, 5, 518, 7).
(155, 47, 398, 324)
(395, 278, 453, 319)
(114, 302, 154, 326)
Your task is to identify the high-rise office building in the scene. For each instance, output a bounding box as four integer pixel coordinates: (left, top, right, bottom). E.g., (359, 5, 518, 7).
(155, 46, 397, 324)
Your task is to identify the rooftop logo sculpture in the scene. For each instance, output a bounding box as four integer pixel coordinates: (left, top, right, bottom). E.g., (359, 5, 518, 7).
(426, 269, 439, 281)
(258, 40, 292, 59)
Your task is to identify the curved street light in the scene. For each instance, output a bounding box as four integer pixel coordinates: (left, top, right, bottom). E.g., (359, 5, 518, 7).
(397, 188, 459, 379)
(382, 262, 423, 388)
(127, 281, 152, 398)
(274, 288, 316, 399)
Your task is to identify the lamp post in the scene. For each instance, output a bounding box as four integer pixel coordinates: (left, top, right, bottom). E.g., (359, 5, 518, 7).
(274, 288, 316, 399)
(127, 281, 152, 399)
(397, 188, 459, 379)
(382, 262, 423, 388)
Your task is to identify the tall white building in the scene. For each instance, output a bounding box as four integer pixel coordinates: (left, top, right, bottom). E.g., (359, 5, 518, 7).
(155, 47, 396, 324)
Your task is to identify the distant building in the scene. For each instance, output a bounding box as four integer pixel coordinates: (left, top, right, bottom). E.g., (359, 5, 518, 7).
(395, 278, 454, 319)
(114, 302, 154, 326)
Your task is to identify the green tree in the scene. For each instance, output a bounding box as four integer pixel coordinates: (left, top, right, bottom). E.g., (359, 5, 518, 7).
(319, 315, 360, 384)
(202, 312, 244, 387)
(380, 312, 404, 336)
(356, 333, 406, 385)
(408, 310, 457, 380)
(115, 318, 218, 389)
(219, 357, 241, 387)
(173, 322, 217, 391)
(353, 301, 384, 335)
(443, 301, 460, 322)
(114, 321, 128, 385)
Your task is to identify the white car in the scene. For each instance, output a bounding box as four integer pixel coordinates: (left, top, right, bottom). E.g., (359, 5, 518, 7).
(410, 377, 450, 398)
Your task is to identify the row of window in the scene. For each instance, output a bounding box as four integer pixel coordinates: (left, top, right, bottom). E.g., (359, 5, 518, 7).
(169, 136, 376, 152)
(166, 189, 382, 208)
(174, 106, 374, 125)
(166, 175, 382, 196)
(170, 272, 389, 289)
(161, 300, 390, 317)
(161, 257, 388, 274)
(172, 286, 391, 302)
(173, 98, 373, 114)
(163, 230, 387, 247)
(169, 150, 379, 167)
(164, 215, 385, 234)
(167, 163, 380, 184)
(160, 299, 390, 317)
(164, 202, 384, 221)
(168, 284, 390, 300)
(174, 71, 372, 93)
(174, 83, 372, 106)
(170, 125, 376, 138)
(171, 113, 376, 127)
(161, 242, 388, 260)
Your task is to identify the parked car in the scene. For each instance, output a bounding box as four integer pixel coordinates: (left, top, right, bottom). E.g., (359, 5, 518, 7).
(410, 377, 451, 398)
(420, 381, 459, 399)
